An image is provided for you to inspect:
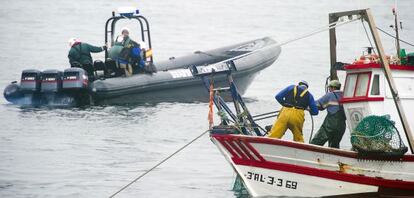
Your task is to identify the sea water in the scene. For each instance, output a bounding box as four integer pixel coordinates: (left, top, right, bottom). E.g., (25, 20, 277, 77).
(0, 0, 413, 197)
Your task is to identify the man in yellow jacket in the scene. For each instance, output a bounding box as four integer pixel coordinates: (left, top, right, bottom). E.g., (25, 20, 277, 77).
(268, 81, 319, 142)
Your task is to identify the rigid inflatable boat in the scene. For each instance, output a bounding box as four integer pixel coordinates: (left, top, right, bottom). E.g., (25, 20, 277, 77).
(3, 8, 281, 106)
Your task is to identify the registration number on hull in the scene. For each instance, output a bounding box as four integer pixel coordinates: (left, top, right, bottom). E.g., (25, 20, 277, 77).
(245, 171, 298, 190)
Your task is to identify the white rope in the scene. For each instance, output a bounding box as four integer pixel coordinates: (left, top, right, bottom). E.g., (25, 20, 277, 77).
(213, 16, 361, 66)
(277, 17, 360, 47)
(108, 129, 210, 198)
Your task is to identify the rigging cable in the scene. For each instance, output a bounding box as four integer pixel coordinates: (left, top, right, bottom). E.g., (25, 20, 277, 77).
(108, 129, 210, 198)
(376, 27, 414, 48)
(277, 17, 361, 47)
(198, 18, 361, 64)
(361, 20, 377, 54)
(212, 16, 362, 66)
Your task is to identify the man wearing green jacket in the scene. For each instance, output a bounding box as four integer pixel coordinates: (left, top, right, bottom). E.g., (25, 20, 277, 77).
(67, 38, 107, 68)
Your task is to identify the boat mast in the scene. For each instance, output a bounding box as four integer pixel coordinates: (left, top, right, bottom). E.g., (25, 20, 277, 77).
(329, 9, 414, 153)
(392, 7, 401, 62)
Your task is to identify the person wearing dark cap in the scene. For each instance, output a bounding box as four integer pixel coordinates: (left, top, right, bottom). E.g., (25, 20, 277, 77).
(310, 80, 346, 148)
(268, 80, 319, 142)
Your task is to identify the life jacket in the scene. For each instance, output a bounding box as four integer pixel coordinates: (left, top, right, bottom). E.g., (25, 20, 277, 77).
(283, 85, 309, 109)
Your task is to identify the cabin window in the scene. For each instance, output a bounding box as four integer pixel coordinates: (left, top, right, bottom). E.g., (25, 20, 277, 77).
(370, 74, 380, 95)
(344, 72, 371, 98)
(344, 74, 357, 97)
(355, 73, 370, 96)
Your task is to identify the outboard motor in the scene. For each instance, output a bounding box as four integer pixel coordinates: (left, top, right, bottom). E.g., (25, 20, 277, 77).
(40, 69, 63, 105)
(63, 68, 89, 90)
(17, 69, 42, 105)
(62, 67, 91, 105)
(41, 69, 63, 93)
(20, 69, 42, 93)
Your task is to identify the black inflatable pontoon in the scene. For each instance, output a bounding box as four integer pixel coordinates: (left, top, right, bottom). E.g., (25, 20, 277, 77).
(3, 8, 281, 106)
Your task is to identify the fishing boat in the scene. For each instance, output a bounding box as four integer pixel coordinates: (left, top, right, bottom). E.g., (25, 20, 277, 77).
(201, 9, 414, 197)
(3, 7, 281, 106)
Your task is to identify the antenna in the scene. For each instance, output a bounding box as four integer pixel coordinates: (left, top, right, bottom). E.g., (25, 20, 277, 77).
(392, 7, 401, 62)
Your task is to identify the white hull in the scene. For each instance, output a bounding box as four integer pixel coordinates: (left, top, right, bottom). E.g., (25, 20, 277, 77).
(211, 134, 414, 197)
(236, 165, 377, 197)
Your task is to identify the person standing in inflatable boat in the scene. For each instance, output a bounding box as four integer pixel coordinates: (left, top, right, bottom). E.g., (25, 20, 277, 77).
(67, 38, 107, 79)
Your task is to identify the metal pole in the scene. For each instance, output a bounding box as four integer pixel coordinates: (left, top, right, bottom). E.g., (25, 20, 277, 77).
(328, 9, 366, 81)
(393, 8, 401, 62)
(329, 14, 338, 80)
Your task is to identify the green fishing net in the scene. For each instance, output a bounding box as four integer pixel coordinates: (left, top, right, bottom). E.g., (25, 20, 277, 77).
(351, 115, 408, 157)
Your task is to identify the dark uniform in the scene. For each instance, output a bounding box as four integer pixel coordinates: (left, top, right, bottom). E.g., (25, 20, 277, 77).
(310, 90, 346, 148)
(68, 42, 105, 67)
(68, 42, 105, 79)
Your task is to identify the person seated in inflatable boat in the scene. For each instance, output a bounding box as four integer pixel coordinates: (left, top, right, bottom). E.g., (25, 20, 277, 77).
(107, 27, 144, 76)
(67, 38, 107, 80)
(109, 27, 155, 77)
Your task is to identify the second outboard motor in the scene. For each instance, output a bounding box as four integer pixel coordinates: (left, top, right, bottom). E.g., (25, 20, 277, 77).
(40, 69, 63, 105)
(20, 69, 42, 93)
(41, 70, 63, 93)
